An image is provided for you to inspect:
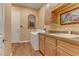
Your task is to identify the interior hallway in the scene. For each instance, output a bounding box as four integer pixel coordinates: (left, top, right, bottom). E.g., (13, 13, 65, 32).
(12, 42, 42, 56)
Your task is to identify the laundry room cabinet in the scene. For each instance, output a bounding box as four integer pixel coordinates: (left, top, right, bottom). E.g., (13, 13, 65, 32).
(39, 33, 56, 56)
(39, 34, 45, 55)
(45, 35, 56, 56)
(39, 33, 79, 56)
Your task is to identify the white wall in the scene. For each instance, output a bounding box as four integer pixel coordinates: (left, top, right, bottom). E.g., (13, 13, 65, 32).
(0, 4, 4, 35)
(0, 4, 4, 55)
(37, 4, 46, 28)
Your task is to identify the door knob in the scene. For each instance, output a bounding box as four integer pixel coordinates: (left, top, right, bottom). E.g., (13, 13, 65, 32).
(20, 25, 23, 28)
(3, 39, 7, 43)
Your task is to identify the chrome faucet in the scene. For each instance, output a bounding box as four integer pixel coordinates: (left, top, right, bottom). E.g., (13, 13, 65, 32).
(68, 30, 71, 34)
(64, 28, 71, 34)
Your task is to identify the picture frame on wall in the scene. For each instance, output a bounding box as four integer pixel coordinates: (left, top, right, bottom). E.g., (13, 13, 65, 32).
(60, 7, 79, 25)
(28, 14, 36, 29)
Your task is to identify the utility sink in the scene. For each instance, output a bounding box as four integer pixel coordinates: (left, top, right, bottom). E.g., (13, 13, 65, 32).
(71, 37, 79, 39)
(49, 33, 79, 39)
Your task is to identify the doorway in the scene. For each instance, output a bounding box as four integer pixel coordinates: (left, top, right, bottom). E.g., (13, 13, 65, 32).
(11, 9, 21, 43)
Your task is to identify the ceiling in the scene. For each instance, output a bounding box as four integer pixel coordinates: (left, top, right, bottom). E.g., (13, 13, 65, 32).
(14, 3, 45, 10)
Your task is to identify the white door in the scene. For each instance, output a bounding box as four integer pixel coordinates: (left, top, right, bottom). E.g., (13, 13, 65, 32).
(12, 9, 21, 43)
(0, 4, 4, 55)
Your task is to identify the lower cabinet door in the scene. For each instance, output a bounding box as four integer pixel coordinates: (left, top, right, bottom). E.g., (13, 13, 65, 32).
(39, 34, 45, 55)
(57, 48, 71, 56)
(57, 40, 79, 56)
(45, 40, 56, 56)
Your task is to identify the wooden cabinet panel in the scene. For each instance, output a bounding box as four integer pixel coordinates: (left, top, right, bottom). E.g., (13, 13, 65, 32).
(57, 47, 71, 56)
(39, 34, 45, 55)
(57, 40, 79, 56)
(45, 40, 56, 56)
(45, 36, 56, 56)
(39, 33, 79, 56)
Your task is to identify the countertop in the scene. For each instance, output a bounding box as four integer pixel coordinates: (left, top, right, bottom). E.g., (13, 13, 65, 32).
(39, 32, 79, 46)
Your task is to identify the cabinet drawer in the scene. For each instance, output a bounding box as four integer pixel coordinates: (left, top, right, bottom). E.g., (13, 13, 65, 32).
(57, 40, 79, 56)
(46, 36, 56, 46)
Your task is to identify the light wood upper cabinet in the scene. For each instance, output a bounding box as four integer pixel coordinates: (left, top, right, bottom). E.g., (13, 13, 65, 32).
(45, 3, 65, 25)
(45, 36, 56, 56)
(39, 34, 45, 55)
